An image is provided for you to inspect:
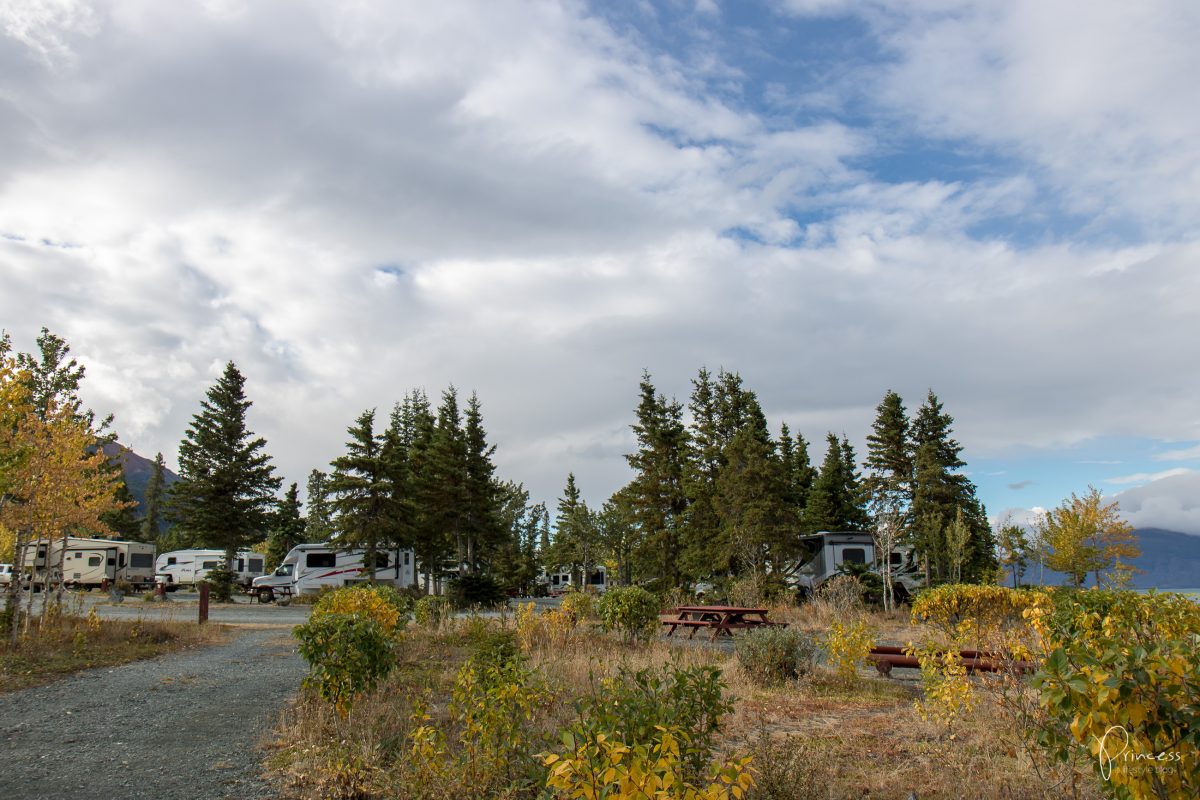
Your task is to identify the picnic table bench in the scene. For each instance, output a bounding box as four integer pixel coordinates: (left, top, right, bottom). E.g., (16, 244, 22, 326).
(661, 605, 788, 642)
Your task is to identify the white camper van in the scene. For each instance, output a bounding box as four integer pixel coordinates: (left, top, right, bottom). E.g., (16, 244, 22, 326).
(543, 565, 609, 596)
(154, 549, 266, 591)
(787, 531, 924, 600)
(251, 543, 415, 602)
(23, 537, 156, 590)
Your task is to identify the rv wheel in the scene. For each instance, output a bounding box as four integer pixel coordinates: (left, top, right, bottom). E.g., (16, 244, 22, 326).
(257, 588, 274, 604)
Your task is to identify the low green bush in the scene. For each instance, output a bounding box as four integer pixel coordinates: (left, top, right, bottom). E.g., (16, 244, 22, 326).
(559, 590, 593, 622)
(414, 594, 452, 628)
(736, 626, 818, 685)
(446, 573, 505, 608)
(596, 586, 659, 644)
(294, 613, 396, 717)
(571, 664, 734, 780)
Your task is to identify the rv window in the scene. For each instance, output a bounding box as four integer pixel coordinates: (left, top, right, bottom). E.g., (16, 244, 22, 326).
(306, 553, 336, 568)
(374, 554, 389, 568)
(167, 557, 177, 566)
(74, 552, 81, 559)
(249, 559, 263, 572)
(201, 560, 220, 570)
(108, 557, 116, 566)
(276, 563, 294, 576)
(589, 571, 604, 585)
(131, 553, 152, 569)
(889, 552, 903, 567)
(236, 559, 245, 572)
(119, 553, 126, 568)
(404, 552, 410, 565)
(840, 548, 867, 565)
(88, 556, 102, 567)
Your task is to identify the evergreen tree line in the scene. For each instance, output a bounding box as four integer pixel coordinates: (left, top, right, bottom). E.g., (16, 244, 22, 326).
(2, 328, 998, 596)
(541, 370, 997, 589)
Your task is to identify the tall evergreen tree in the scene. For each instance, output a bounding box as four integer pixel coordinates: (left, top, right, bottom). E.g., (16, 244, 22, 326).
(429, 387, 469, 577)
(715, 425, 792, 575)
(328, 409, 395, 581)
(139, 452, 168, 542)
(803, 433, 868, 533)
(909, 391, 996, 582)
(404, 390, 445, 591)
(681, 367, 723, 580)
(864, 390, 913, 506)
(168, 362, 281, 577)
(623, 372, 688, 587)
(266, 482, 306, 569)
(550, 473, 598, 584)
(461, 392, 503, 573)
(303, 469, 335, 542)
(778, 423, 815, 522)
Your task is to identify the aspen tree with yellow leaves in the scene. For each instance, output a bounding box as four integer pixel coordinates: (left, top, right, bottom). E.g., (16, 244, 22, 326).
(1037, 486, 1139, 588)
(1, 336, 130, 644)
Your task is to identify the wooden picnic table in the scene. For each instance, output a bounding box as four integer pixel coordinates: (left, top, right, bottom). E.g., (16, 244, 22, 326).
(661, 605, 787, 642)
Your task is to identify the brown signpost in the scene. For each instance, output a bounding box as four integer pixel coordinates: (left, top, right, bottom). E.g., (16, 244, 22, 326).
(198, 583, 209, 624)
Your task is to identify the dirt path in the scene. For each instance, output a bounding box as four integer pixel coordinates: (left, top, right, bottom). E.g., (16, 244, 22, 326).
(0, 627, 305, 800)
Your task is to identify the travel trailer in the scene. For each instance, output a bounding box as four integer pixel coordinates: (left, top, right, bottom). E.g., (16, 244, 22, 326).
(154, 549, 266, 590)
(22, 537, 156, 591)
(251, 543, 415, 602)
(787, 531, 923, 600)
(542, 565, 609, 595)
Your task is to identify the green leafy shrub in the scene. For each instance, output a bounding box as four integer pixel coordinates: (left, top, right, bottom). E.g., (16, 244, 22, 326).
(414, 594, 451, 628)
(736, 627, 818, 685)
(294, 613, 396, 717)
(446, 573, 505, 608)
(201, 568, 234, 602)
(559, 590, 593, 623)
(310, 583, 412, 637)
(596, 586, 660, 644)
(574, 664, 734, 779)
(1027, 590, 1200, 799)
(409, 657, 551, 795)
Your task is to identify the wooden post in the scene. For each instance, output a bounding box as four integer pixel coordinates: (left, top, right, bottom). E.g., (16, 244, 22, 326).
(199, 583, 209, 624)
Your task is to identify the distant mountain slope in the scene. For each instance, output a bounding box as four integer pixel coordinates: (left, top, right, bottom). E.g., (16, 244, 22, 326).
(102, 442, 179, 513)
(1015, 528, 1200, 590)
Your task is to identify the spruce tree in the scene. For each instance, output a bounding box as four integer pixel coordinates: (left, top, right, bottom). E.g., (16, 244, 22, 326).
(266, 482, 306, 569)
(404, 389, 445, 591)
(428, 387, 469, 577)
(803, 433, 868, 532)
(303, 469, 335, 542)
(623, 372, 688, 587)
(778, 423, 815, 523)
(168, 362, 281, 593)
(681, 367, 723, 580)
(715, 425, 792, 575)
(909, 391, 996, 583)
(864, 390, 913, 505)
(328, 410, 395, 581)
(139, 452, 168, 542)
(462, 393, 503, 573)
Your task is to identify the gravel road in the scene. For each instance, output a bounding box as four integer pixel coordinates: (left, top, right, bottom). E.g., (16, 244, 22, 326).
(0, 627, 306, 800)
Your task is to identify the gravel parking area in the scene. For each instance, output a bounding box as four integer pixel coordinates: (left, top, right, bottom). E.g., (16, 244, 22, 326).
(0, 627, 306, 800)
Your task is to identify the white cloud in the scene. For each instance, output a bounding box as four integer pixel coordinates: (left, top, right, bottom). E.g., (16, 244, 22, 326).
(1, 0, 1198, 510)
(1107, 468, 1193, 486)
(1154, 443, 1200, 462)
(1112, 471, 1200, 534)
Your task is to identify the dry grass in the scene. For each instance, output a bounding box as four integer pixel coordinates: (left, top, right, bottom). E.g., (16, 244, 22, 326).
(0, 611, 226, 692)
(266, 605, 1104, 800)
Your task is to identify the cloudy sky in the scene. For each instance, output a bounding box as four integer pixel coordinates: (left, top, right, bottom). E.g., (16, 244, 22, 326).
(2, 0, 1199, 533)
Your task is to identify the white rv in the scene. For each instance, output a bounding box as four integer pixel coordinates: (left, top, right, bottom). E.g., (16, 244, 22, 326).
(787, 531, 924, 600)
(251, 543, 415, 602)
(542, 565, 609, 596)
(154, 549, 266, 591)
(23, 537, 156, 590)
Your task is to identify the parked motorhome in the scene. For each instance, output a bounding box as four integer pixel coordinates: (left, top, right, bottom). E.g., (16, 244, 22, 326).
(154, 549, 266, 590)
(0, 563, 13, 588)
(542, 565, 609, 595)
(22, 537, 156, 590)
(251, 543, 415, 602)
(787, 530, 923, 600)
